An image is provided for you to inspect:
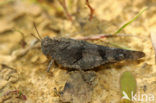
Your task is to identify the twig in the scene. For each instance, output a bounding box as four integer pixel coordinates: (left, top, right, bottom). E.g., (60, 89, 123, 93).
(58, 0, 72, 21)
(86, 0, 94, 21)
(13, 28, 27, 48)
(3, 90, 26, 101)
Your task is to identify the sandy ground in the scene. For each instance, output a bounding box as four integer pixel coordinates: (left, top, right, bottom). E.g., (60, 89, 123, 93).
(0, 0, 156, 103)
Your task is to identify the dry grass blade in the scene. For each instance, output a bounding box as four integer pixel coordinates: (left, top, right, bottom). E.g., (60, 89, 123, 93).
(150, 32, 156, 64)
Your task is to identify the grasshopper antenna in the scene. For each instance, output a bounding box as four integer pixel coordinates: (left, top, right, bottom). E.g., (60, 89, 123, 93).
(31, 33, 41, 41)
(33, 22, 42, 41)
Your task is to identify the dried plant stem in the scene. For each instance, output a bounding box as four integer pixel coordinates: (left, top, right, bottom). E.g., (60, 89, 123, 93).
(58, 0, 72, 21)
(86, 0, 94, 21)
(77, 34, 134, 40)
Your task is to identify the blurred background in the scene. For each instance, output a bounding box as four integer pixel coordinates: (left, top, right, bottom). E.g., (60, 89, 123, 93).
(0, 0, 156, 103)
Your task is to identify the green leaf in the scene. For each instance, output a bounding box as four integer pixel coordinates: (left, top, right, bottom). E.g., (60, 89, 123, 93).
(120, 71, 137, 102)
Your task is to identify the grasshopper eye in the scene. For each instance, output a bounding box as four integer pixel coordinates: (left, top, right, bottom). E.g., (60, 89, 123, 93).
(41, 41, 48, 47)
